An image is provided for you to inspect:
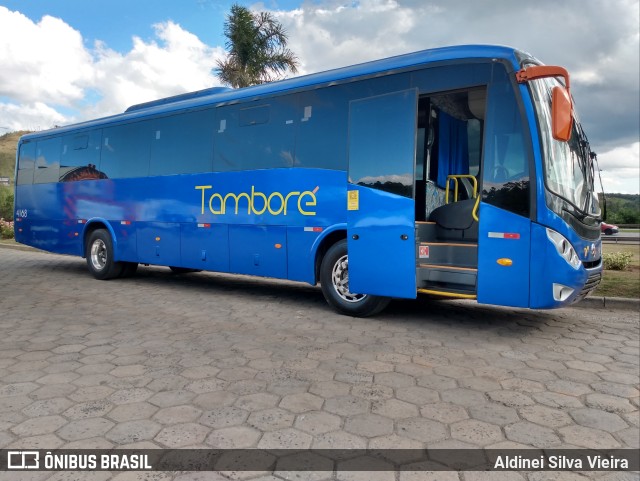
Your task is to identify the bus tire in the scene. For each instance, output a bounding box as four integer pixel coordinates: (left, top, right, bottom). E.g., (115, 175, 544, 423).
(86, 229, 123, 280)
(319, 239, 390, 317)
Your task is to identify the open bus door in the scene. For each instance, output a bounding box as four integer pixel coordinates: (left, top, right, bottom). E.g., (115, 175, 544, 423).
(346, 89, 418, 298)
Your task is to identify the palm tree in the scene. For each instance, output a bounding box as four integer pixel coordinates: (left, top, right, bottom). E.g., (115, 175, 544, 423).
(215, 4, 299, 88)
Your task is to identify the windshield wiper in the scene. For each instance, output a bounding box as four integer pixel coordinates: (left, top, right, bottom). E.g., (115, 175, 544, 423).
(572, 121, 602, 218)
(591, 151, 606, 221)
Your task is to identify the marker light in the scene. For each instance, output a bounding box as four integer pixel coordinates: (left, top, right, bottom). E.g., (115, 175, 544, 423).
(546, 228, 580, 269)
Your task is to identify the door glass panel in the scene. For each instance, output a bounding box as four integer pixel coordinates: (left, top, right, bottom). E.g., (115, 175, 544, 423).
(348, 90, 417, 198)
(482, 68, 530, 217)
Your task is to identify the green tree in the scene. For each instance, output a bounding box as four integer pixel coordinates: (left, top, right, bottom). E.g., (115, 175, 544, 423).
(0, 186, 13, 221)
(216, 4, 299, 88)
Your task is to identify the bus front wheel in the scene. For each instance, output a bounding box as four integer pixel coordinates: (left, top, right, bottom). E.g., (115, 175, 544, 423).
(86, 229, 123, 280)
(320, 239, 389, 317)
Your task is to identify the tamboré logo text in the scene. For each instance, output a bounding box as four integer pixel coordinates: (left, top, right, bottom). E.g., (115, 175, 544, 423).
(196, 185, 318, 216)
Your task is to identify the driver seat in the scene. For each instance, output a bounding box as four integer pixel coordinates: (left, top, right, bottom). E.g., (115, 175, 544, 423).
(429, 198, 478, 242)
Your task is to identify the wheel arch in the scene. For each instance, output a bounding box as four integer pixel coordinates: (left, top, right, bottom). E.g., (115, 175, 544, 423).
(82, 219, 117, 258)
(312, 224, 347, 285)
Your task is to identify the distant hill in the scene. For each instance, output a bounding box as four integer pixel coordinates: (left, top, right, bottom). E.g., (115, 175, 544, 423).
(0, 131, 30, 182)
(603, 193, 640, 224)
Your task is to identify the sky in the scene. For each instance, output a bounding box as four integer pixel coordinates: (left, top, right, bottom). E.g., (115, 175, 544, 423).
(0, 0, 638, 194)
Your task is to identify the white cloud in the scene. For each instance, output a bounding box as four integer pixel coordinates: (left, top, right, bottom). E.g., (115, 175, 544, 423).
(274, 1, 418, 74)
(597, 142, 640, 194)
(0, 7, 225, 128)
(0, 7, 93, 106)
(0, 101, 67, 132)
(88, 22, 226, 117)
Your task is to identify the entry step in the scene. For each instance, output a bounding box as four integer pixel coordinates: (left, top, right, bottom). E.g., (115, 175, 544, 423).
(417, 242, 477, 269)
(417, 264, 477, 292)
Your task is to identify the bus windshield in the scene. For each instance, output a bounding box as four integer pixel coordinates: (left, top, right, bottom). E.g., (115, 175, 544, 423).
(529, 77, 600, 219)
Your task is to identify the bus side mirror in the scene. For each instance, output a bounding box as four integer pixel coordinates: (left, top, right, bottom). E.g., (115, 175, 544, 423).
(552, 86, 573, 141)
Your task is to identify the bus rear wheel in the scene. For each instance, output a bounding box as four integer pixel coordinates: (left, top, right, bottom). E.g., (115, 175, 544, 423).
(320, 239, 389, 317)
(86, 229, 123, 280)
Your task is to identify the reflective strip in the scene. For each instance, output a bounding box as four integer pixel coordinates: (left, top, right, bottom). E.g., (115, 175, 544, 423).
(488, 232, 520, 239)
(198, 223, 211, 228)
(304, 227, 323, 232)
(120, 220, 131, 225)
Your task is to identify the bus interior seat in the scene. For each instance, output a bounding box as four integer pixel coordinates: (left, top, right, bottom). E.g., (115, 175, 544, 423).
(428, 198, 478, 242)
(425, 180, 446, 218)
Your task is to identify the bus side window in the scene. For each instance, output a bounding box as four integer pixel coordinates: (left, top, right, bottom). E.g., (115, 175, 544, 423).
(34, 137, 62, 184)
(60, 130, 102, 180)
(215, 96, 297, 172)
(17, 142, 36, 185)
(150, 109, 215, 176)
(294, 86, 350, 170)
(101, 122, 152, 179)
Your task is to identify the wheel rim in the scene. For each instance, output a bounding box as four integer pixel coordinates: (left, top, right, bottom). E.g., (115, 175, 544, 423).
(331, 254, 367, 303)
(90, 238, 107, 271)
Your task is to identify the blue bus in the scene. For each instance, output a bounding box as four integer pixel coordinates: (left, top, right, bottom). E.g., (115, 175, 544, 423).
(14, 45, 603, 316)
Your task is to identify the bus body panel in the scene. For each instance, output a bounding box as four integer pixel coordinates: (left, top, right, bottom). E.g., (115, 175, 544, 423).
(16, 167, 346, 284)
(529, 222, 602, 308)
(181, 222, 230, 273)
(348, 185, 417, 298)
(136, 222, 181, 266)
(476, 202, 531, 307)
(229, 224, 288, 279)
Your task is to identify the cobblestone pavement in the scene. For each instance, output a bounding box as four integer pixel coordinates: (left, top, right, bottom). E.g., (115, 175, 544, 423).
(0, 247, 638, 481)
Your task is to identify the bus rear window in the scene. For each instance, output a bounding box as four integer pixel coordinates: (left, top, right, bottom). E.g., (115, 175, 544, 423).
(17, 142, 36, 185)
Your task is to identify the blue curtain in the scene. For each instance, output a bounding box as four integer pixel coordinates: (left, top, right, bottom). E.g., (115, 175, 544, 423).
(436, 112, 469, 188)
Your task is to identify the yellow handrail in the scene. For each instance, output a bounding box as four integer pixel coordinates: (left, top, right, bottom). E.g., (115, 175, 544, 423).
(472, 194, 481, 222)
(445, 175, 478, 203)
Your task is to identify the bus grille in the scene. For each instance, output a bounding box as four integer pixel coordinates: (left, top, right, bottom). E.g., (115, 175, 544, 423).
(575, 272, 602, 302)
(582, 258, 601, 269)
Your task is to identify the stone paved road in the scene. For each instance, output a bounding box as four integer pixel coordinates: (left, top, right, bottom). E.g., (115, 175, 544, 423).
(0, 247, 638, 481)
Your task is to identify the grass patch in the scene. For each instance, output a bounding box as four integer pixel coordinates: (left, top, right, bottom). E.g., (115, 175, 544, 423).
(593, 243, 640, 299)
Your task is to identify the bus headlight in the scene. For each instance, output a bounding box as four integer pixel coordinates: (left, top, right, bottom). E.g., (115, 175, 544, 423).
(546, 228, 581, 270)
